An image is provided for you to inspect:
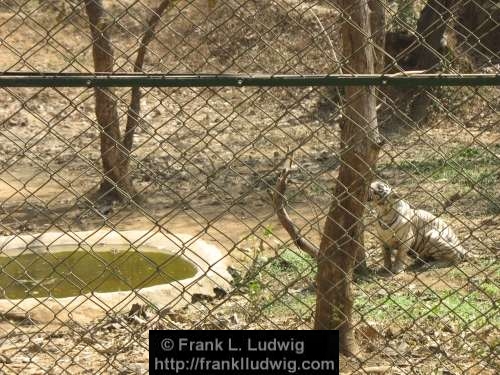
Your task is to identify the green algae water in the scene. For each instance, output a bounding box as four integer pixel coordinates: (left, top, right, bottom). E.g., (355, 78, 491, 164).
(0, 245, 197, 299)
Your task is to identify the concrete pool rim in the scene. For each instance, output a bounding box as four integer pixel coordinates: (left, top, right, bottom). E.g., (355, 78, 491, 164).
(0, 229, 232, 323)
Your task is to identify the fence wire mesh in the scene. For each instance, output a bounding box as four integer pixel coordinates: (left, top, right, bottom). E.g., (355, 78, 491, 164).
(0, 0, 498, 374)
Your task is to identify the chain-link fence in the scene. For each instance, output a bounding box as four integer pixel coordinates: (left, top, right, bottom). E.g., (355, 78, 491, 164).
(0, 0, 498, 373)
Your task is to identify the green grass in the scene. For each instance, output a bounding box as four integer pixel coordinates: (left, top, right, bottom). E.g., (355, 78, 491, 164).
(266, 248, 316, 276)
(255, 276, 498, 327)
(241, 248, 316, 314)
(379, 145, 499, 213)
(390, 145, 499, 189)
(355, 285, 499, 329)
(242, 249, 499, 331)
(254, 280, 499, 331)
(486, 193, 500, 214)
(447, 259, 500, 279)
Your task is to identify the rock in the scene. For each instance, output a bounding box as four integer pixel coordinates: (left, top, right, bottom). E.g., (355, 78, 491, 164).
(191, 293, 213, 304)
(213, 287, 228, 298)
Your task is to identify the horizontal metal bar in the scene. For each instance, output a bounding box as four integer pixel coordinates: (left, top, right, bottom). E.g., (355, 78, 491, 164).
(0, 72, 499, 87)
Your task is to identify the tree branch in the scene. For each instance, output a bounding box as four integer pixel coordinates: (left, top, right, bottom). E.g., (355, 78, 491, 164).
(273, 162, 319, 259)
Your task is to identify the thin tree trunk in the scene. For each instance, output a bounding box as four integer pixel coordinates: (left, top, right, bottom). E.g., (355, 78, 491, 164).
(314, 0, 381, 356)
(86, 0, 175, 201)
(85, 0, 136, 201)
(352, 0, 386, 277)
(123, 0, 177, 159)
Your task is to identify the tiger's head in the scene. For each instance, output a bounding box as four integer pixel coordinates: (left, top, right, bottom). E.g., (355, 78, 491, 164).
(368, 180, 394, 206)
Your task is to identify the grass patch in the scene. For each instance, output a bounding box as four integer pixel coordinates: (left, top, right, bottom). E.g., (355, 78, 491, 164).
(244, 252, 499, 331)
(266, 248, 316, 276)
(447, 259, 500, 279)
(486, 192, 500, 214)
(379, 145, 499, 213)
(356, 285, 499, 329)
(390, 145, 499, 189)
(240, 248, 316, 316)
(256, 280, 498, 329)
(240, 242, 498, 333)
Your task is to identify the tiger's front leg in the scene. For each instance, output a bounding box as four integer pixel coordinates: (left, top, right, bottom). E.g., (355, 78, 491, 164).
(392, 246, 410, 274)
(383, 245, 392, 272)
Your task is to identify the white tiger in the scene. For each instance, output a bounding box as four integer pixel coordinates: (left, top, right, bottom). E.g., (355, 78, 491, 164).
(368, 180, 467, 274)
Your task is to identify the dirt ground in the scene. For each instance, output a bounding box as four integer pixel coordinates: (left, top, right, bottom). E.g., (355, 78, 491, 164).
(0, 1, 499, 374)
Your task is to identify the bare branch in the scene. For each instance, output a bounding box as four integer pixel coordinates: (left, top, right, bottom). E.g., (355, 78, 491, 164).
(273, 163, 319, 259)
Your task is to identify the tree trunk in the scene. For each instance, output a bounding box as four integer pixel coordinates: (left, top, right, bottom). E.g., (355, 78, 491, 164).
(406, 0, 457, 123)
(409, 0, 456, 70)
(369, 0, 386, 74)
(314, 0, 381, 356)
(123, 0, 177, 165)
(455, 0, 500, 65)
(85, 0, 175, 202)
(352, 0, 386, 277)
(85, 0, 136, 202)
